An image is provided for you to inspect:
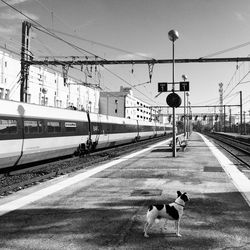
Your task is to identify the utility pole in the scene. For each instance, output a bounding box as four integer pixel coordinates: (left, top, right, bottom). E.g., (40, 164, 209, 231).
(240, 91, 243, 135)
(20, 21, 31, 102)
(223, 105, 226, 132)
(229, 108, 232, 132)
(243, 111, 246, 135)
(168, 29, 179, 157)
(219, 83, 223, 132)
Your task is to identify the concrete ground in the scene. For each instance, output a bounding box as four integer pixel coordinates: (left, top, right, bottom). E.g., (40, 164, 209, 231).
(0, 132, 249, 250)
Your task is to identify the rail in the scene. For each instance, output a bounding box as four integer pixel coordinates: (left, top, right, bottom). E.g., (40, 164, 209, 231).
(206, 132, 250, 169)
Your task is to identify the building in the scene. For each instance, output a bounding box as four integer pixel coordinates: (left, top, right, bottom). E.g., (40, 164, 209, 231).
(100, 86, 168, 123)
(0, 50, 100, 113)
(0, 49, 169, 124)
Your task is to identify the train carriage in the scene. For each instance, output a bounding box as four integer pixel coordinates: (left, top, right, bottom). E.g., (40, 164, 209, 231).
(0, 99, 171, 169)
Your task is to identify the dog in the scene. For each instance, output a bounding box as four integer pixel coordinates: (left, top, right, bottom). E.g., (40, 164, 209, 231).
(144, 191, 189, 238)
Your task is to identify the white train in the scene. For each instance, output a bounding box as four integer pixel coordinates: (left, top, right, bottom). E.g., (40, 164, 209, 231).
(0, 99, 172, 169)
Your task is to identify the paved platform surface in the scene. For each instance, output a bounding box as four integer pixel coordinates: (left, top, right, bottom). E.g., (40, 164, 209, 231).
(0, 132, 249, 250)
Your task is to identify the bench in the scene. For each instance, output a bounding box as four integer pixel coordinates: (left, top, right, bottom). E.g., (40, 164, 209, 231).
(169, 138, 188, 151)
(179, 140, 187, 151)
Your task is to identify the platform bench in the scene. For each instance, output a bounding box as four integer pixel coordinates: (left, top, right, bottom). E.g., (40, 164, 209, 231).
(179, 140, 188, 151)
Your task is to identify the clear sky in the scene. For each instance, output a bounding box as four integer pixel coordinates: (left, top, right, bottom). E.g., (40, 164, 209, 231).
(0, 0, 250, 118)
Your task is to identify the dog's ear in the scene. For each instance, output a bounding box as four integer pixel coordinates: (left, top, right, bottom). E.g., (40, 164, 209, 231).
(181, 192, 189, 202)
(177, 191, 182, 197)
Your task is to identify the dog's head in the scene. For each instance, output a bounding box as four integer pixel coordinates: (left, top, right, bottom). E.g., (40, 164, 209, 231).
(177, 191, 190, 203)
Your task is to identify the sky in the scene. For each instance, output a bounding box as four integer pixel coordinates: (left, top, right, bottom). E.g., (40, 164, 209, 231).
(0, 0, 250, 118)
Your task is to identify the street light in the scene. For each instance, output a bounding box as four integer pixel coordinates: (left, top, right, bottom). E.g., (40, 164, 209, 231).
(168, 29, 179, 157)
(182, 74, 187, 139)
(188, 101, 192, 136)
(186, 92, 189, 138)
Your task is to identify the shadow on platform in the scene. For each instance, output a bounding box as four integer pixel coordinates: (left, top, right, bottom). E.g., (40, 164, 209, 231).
(0, 192, 249, 249)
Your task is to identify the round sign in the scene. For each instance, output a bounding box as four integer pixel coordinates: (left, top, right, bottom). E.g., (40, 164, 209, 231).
(166, 93, 182, 107)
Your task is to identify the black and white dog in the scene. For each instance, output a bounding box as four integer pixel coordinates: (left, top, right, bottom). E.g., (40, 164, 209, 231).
(144, 191, 189, 238)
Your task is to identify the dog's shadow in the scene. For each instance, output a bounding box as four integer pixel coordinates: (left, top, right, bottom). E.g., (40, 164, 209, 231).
(143, 231, 179, 238)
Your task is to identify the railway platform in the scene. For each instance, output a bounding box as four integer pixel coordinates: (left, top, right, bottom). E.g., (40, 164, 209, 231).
(0, 132, 249, 250)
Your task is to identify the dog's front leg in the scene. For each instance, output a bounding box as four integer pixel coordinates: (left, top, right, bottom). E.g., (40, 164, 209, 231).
(144, 222, 151, 238)
(163, 220, 167, 231)
(175, 220, 181, 237)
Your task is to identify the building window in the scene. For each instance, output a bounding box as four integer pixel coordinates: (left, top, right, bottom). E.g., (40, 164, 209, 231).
(5, 89, 9, 100)
(26, 94, 31, 103)
(5, 61, 7, 67)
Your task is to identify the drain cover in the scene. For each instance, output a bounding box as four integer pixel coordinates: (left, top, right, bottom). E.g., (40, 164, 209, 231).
(204, 166, 223, 172)
(131, 189, 162, 196)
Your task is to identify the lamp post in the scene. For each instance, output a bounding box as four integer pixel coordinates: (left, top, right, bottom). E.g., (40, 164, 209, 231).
(186, 92, 189, 138)
(182, 74, 187, 138)
(188, 101, 192, 136)
(168, 29, 179, 157)
(240, 91, 243, 135)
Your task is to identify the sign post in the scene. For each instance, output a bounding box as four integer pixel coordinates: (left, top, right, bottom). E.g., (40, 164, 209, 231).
(168, 29, 179, 157)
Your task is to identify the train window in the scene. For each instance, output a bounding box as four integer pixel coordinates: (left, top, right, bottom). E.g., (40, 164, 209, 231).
(64, 122, 76, 132)
(24, 120, 40, 134)
(47, 121, 61, 133)
(38, 121, 43, 133)
(0, 119, 17, 134)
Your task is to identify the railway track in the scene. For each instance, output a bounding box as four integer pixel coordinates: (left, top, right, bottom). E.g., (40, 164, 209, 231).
(0, 135, 173, 197)
(206, 133, 250, 169)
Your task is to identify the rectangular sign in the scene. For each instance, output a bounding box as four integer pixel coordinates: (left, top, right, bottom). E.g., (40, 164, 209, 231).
(158, 81, 190, 92)
(179, 81, 189, 91)
(158, 82, 168, 92)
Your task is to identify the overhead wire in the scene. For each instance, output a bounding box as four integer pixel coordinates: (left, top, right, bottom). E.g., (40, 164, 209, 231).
(50, 29, 155, 60)
(0, 0, 105, 60)
(200, 41, 250, 59)
(0, 0, 163, 107)
(223, 70, 250, 100)
(224, 92, 240, 105)
(102, 65, 159, 105)
(31, 10, 157, 104)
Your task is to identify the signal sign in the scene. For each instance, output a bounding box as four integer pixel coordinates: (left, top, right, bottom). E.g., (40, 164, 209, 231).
(179, 81, 189, 91)
(158, 82, 168, 92)
(158, 81, 190, 92)
(166, 93, 182, 108)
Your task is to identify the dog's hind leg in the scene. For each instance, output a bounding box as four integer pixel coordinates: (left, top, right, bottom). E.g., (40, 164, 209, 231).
(175, 220, 181, 237)
(144, 222, 149, 237)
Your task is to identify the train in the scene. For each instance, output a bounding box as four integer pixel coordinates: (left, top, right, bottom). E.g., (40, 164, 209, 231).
(0, 99, 172, 169)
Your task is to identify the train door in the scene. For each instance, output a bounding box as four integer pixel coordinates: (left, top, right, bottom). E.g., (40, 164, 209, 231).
(88, 113, 109, 150)
(97, 114, 110, 148)
(90, 113, 101, 150)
